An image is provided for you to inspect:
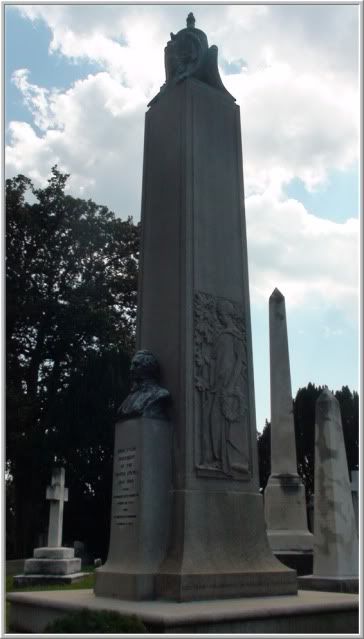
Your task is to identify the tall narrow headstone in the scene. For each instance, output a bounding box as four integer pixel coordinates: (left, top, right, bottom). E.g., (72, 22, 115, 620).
(96, 14, 296, 602)
(264, 289, 313, 553)
(14, 467, 84, 586)
(299, 390, 358, 592)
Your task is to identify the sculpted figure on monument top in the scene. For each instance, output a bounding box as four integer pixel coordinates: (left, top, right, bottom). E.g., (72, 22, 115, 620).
(118, 350, 170, 420)
(149, 13, 234, 104)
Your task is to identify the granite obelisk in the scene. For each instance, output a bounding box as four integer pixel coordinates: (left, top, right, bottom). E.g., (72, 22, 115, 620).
(299, 389, 358, 592)
(96, 13, 296, 602)
(140, 16, 296, 601)
(264, 289, 313, 553)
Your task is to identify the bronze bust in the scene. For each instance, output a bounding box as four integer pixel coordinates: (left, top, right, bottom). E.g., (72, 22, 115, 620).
(118, 350, 170, 420)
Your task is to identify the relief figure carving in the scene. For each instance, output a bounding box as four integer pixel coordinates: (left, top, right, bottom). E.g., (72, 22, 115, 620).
(194, 292, 250, 478)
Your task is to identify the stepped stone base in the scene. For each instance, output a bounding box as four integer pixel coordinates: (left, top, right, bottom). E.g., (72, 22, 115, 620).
(7, 589, 358, 633)
(298, 575, 359, 594)
(14, 546, 83, 586)
(13, 573, 87, 587)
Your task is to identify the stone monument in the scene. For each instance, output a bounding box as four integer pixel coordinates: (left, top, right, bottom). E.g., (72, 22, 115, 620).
(96, 13, 296, 602)
(264, 288, 313, 565)
(7, 16, 358, 633)
(14, 468, 84, 586)
(299, 389, 358, 593)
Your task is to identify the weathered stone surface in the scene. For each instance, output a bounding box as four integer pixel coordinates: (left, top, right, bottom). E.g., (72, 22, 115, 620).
(298, 575, 358, 594)
(33, 547, 74, 560)
(13, 573, 86, 588)
(312, 390, 358, 579)
(7, 589, 359, 634)
(24, 557, 81, 575)
(94, 417, 172, 600)
(264, 289, 313, 552)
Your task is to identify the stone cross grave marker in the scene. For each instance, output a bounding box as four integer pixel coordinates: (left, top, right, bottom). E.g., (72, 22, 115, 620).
(46, 467, 68, 547)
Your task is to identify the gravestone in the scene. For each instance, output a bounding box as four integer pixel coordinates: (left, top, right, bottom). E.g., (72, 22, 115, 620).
(95, 13, 296, 602)
(264, 289, 313, 564)
(14, 468, 85, 586)
(350, 470, 358, 532)
(299, 390, 358, 593)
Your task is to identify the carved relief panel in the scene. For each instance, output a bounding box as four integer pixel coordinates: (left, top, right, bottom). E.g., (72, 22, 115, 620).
(194, 291, 251, 479)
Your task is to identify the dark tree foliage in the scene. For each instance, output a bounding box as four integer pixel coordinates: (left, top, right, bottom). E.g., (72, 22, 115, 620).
(257, 419, 271, 491)
(257, 383, 359, 502)
(6, 167, 140, 558)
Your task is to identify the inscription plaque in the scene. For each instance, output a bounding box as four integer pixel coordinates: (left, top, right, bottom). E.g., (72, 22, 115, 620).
(112, 447, 139, 527)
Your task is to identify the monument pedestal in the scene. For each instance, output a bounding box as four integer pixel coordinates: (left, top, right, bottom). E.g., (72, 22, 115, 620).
(265, 475, 314, 552)
(7, 589, 358, 633)
(156, 490, 296, 600)
(94, 417, 172, 600)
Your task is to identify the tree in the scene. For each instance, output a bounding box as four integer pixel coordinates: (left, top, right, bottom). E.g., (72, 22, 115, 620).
(257, 420, 271, 491)
(6, 167, 140, 557)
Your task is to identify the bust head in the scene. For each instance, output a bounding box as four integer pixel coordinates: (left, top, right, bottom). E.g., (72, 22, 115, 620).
(130, 350, 160, 385)
(118, 350, 171, 420)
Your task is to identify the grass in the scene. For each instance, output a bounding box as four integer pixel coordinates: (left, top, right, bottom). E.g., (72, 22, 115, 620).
(6, 566, 96, 593)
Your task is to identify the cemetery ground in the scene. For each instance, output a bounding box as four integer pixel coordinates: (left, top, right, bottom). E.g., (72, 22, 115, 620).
(5, 568, 95, 631)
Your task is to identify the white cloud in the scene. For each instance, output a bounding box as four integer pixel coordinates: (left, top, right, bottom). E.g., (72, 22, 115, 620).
(246, 192, 358, 321)
(5, 5, 360, 320)
(6, 71, 146, 216)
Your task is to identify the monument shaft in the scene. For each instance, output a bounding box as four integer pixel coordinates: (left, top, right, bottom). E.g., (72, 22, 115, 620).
(138, 79, 256, 488)
(137, 79, 295, 600)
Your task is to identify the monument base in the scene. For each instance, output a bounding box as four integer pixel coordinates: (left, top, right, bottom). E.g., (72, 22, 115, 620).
(298, 575, 359, 594)
(155, 488, 298, 601)
(7, 589, 358, 633)
(13, 573, 88, 587)
(264, 475, 313, 552)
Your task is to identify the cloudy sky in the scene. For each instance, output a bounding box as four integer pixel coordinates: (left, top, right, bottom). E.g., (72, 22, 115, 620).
(5, 3, 360, 432)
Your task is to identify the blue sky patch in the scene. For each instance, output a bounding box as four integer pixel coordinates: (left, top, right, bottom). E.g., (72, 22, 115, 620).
(285, 167, 359, 222)
(5, 6, 102, 133)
